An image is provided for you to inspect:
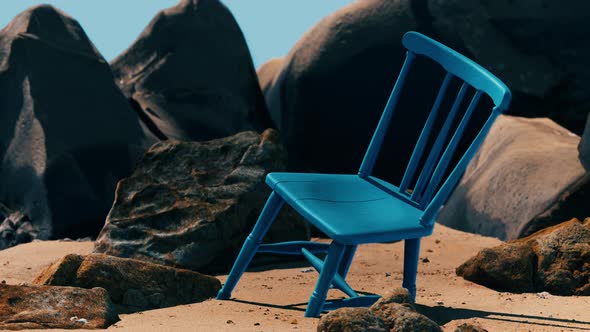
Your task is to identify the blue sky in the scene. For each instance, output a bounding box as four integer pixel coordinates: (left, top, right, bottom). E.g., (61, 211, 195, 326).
(0, 0, 353, 68)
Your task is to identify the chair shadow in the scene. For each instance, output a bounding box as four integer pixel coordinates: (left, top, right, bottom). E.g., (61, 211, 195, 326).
(415, 304, 590, 331)
(224, 291, 380, 314)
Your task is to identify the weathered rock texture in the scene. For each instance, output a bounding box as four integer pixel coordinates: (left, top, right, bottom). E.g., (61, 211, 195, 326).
(260, 0, 590, 186)
(0, 5, 154, 244)
(457, 218, 590, 295)
(317, 308, 388, 332)
(454, 323, 489, 332)
(0, 283, 118, 330)
(111, 0, 272, 141)
(94, 129, 309, 273)
(0, 203, 36, 250)
(34, 253, 220, 313)
(370, 288, 442, 332)
(318, 288, 441, 332)
(438, 115, 590, 240)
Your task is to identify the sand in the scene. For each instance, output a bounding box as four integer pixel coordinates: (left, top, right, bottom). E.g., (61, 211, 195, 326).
(0, 224, 588, 332)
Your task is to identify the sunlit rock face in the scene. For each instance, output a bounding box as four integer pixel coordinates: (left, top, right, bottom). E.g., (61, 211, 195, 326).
(0, 5, 155, 244)
(438, 115, 590, 240)
(111, 0, 272, 142)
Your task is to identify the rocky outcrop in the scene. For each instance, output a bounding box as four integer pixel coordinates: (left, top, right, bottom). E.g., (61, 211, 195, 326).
(94, 129, 309, 273)
(318, 288, 441, 332)
(437, 115, 590, 240)
(457, 218, 590, 295)
(0, 283, 118, 330)
(34, 253, 220, 313)
(111, 0, 272, 141)
(0, 5, 155, 244)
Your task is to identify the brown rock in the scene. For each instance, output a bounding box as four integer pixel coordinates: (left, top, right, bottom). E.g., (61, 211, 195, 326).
(34, 253, 220, 313)
(454, 322, 489, 332)
(457, 218, 590, 295)
(256, 57, 284, 97)
(111, 0, 272, 141)
(94, 129, 309, 273)
(371, 289, 441, 332)
(0, 283, 118, 330)
(0, 5, 155, 245)
(317, 307, 388, 332)
(438, 115, 590, 240)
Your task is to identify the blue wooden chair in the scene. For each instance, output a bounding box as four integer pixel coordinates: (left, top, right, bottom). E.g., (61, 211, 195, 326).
(216, 31, 511, 317)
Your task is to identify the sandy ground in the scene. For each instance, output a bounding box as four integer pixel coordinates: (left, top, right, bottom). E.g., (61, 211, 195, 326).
(1, 224, 589, 332)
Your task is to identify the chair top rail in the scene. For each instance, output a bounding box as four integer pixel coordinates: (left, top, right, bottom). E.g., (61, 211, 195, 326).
(402, 31, 511, 111)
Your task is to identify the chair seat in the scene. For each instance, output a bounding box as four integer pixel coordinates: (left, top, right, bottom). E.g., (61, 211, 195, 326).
(266, 173, 432, 244)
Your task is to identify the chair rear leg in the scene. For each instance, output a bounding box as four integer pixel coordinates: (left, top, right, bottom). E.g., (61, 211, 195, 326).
(337, 245, 357, 279)
(305, 241, 346, 318)
(217, 191, 285, 300)
(402, 238, 421, 302)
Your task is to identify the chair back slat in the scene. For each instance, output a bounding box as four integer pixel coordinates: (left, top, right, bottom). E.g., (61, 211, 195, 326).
(411, 82, 469, 202)
(399, 72, 454, 194)
(358, 51, 416, 178)
(419, 89, 483, 207)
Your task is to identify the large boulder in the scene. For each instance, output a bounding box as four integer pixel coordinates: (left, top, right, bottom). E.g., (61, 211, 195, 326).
(0, 283, 118, 330)
(0, 5, 155, 244)
(429, 0, 590, 133)
(457, 218, 590, 295)
(111, 0, 272, 141)
(260, 0, 590, 183)
(34, 253, 220, 313)
(94, 129, 309, 273)
(437, 115, 590, 240)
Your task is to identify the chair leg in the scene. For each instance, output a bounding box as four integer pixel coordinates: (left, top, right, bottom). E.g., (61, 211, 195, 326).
(337, 245, 357, 279)
(402, 238, 421, 302)
(217, 191, 285, 300)
(305, 241, 346, 318)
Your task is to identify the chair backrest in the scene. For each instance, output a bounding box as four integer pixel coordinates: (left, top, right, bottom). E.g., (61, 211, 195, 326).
(358, 31, 511, 226)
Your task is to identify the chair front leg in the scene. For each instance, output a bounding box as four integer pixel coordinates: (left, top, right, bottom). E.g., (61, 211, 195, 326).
(337, 245, 357, 279)
(402, 238, 421, 302)
(217, 191, 285, 300)
(305, 241, 346, 318)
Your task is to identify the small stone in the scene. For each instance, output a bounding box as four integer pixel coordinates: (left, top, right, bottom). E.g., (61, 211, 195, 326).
(435, 239, 441, 244)
(226, 320, 235, 324)
(385, 272, 391, 277)
(422, 258, 430, 263)
(254, 322, 261, 326)
(290, 319, 298, 324)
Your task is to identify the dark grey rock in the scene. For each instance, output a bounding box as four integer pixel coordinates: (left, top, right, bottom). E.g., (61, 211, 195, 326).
(111, 0, 272, 142)
(0, 5, 155, 244)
